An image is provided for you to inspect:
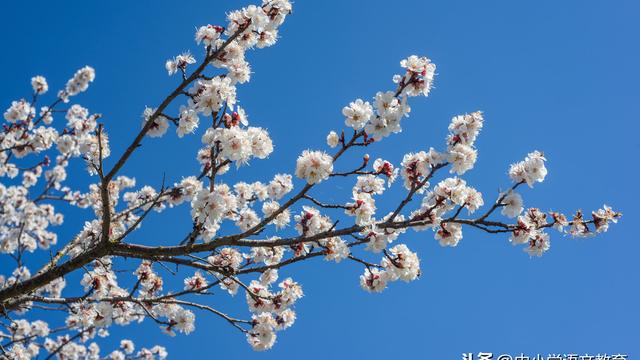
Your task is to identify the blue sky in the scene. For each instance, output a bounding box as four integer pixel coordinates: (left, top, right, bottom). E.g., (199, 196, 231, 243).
(1, 0, 639, 358)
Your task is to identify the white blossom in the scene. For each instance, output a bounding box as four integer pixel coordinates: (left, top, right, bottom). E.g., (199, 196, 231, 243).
(359, 268, 388, 293)
(435, 222, 463, 247)
(295, 150, 333, 184)
(345, 192, 376, 225)
(195, 24, 224, 47)
(4, 99, 33, 123)
(382, 244, 420, 282)
(326, 130, 339, 148)
(501, 191, 524, 218)
(65, 66, 95, 96)
(176, 105, 199, 137)
(166, 52, 196, 76)
(525, 232, 550, 257)
(322, 237, 350, 262)
(247, 127, 273, 159)
(143, 107, 169, 138)
(31, 76, 48, 94)
(509, 151, 548, 187)
(448, 143, 477, 175)
(342, 99, 373, 130)
(267, 174, 293, 200)
(120, 340, 135, 354)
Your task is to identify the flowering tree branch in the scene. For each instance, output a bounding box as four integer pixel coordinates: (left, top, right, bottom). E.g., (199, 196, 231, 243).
(0, 0, 620, 358)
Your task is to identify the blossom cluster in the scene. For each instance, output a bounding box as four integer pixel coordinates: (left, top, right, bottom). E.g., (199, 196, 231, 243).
(360, 244, 421, 292)
(244, 273, 302, 350)
(190, 172, 294, 241)
(337, 55, 436, 143)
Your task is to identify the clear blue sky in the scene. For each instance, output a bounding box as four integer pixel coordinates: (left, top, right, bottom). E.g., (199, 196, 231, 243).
(1, 0, 638, 358)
